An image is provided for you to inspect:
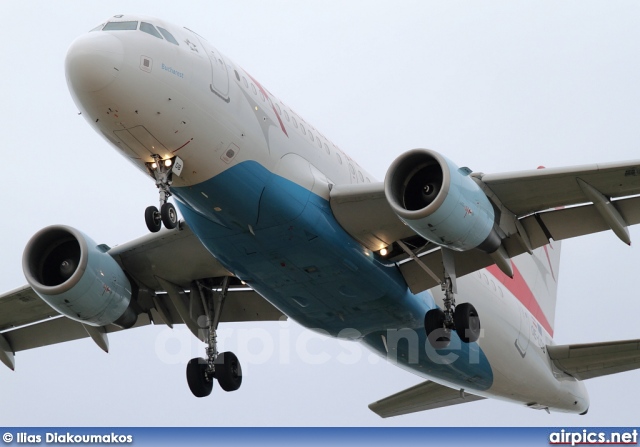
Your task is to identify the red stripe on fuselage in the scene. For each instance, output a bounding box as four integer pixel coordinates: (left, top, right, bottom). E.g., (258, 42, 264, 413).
(486, 264, 554, 337)
(247, 74, 288, 137)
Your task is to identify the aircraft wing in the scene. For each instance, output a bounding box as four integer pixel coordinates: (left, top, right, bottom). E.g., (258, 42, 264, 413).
(330, 160, 640, 293)
(547, 339, 640, 380)
(0, 222, 284, 371)
(368, 380, 485, 418)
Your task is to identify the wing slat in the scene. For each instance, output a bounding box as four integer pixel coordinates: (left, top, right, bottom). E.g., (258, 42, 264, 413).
(0, 221, 284, 364)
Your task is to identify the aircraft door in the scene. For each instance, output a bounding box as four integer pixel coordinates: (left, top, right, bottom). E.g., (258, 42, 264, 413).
(194, 37, 230, 102)
(515, 307, 530, 358)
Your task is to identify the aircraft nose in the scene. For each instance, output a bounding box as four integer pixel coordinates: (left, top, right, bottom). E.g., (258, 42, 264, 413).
(65, 32, 124, 92)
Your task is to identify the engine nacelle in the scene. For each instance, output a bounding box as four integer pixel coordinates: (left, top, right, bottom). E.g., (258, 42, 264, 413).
(22, 225, 137, 328)
(384, 149, 500, 252)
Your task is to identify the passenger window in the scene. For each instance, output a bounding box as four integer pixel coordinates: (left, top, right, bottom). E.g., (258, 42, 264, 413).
(300, 124, 306, 135)
(158, 27, 179, 45)
(365, 177, 371, 183)
(317, 138, 322, 148)
(336, 153, 343, 165)
(103, 21, 138, 31)
(242, 77, 248, 88)
(292, 117, 298, 128)
(275, 104, 281, 115)
(323, 143, 330, 154)
(309, 133, 314, 142)
(140, 22, 163, 39)
(251, 84, 257, 95)
(284, 110, 290, 122)
(234, 71, 241, 81)
(358, 171, 364, 182)
(260, 91, 266, 102)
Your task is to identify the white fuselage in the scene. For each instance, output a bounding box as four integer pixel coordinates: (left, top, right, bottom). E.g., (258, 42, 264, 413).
(65, 14, 588, 414)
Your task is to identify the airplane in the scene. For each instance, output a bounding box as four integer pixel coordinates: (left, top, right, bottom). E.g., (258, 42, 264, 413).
(1, 13, 640, 418)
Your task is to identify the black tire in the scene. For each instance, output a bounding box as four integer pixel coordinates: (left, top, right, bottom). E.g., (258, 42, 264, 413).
(424, 308, 450, 349)
(454, 302, 481, 343)
(186, 357, 213, 398)
(145, 206, 161, 233)
(215, 351, 242, 392)
(161, 202, 178, 229)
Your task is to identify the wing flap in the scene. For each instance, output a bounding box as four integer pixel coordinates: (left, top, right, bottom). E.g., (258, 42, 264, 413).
(368, 380, 484, 418)
(0, 285, 59, 332)
(528, 196, 640, 242)
(329, 163, 640, 296)
(482, 160, 640, 216)
(1, 313, 152, 354)
(0, 221, 284, 367)
(547, 339, 640, 380)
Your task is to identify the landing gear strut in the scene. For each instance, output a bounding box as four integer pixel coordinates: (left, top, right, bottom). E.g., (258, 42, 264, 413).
(186, 277, 242, 397)
(144, 154, 179, 233)
(424, 277, 481, 348)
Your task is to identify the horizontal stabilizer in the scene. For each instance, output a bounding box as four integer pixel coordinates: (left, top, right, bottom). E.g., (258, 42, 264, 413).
(547, 339, 640, 380)
(368, 380, 484, 418)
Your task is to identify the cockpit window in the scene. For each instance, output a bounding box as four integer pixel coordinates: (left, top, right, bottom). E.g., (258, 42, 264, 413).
(158, 27, 179, 45)
(140, 22, 163, 39)
(103, 21, 138, 31)
(89, 23, 105, 32)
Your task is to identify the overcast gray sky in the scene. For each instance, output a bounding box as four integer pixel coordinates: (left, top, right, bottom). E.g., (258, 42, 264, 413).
(1, 1, 640, 426)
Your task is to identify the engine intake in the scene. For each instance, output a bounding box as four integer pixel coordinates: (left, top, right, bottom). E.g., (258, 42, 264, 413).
(384, 149, 500, 253)
(23, 225, 137, 328)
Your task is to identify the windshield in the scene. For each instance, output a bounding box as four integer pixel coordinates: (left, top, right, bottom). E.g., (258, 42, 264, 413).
(103, 21, 138, 31)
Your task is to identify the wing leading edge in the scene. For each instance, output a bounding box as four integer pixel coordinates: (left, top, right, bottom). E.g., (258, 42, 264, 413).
(330, 159, 640, 294)
(0, 222, 284, 370)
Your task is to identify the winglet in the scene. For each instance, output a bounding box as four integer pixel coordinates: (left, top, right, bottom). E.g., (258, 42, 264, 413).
(0, 332, 15, 371)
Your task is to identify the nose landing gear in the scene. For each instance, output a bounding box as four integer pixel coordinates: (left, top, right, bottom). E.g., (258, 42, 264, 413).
(144, 155, 181, 233)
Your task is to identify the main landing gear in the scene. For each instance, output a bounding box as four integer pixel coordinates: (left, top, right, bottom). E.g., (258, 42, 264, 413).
(186, 278, 242, 398)
(424, 277, 481, 349)
(144, 154, 179, 233)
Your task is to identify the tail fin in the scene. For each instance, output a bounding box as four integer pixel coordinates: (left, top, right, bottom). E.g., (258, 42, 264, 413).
(488, 240, 562, 338)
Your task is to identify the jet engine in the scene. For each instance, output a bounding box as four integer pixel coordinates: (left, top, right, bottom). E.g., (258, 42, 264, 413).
(22, 225, 137, 328)
(384, 149, 501, 253)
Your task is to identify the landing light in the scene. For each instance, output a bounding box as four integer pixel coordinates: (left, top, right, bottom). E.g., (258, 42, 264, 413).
(151, 162, 158, 169)
(379, 248, 388, 256)
(164, 159, 172, 167)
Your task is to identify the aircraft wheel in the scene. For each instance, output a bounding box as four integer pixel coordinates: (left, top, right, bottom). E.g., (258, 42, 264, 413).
(186, 357, 213, 398)
(424, 308, 450, 349)
(161, 202, 178, 229)
(145, 206, 162, 233)
(215, 351, 242, 392)
(454, 302, 481, 343)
